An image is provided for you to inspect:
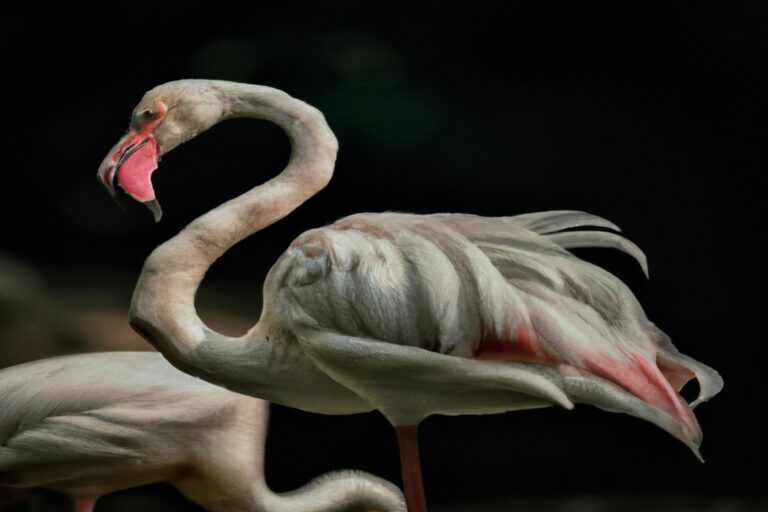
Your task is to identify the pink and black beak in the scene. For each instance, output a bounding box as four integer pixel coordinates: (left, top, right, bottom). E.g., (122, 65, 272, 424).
(97, 101, 166, 222)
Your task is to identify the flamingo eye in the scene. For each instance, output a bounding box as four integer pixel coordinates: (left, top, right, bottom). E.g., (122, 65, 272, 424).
(132, 109, 160, 127)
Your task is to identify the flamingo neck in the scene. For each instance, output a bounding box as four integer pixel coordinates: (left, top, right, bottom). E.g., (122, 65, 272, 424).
(250, 470, 405, 512)
(129, 82, 338, 375)
(234, 407, 404, 512)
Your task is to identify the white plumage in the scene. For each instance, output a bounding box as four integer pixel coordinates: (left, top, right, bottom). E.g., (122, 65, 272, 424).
(0, 352, 405, 512)
(275, 211, 720, 443)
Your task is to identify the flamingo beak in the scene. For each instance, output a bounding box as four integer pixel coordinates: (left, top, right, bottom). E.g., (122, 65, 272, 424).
(98, 130, 162, 222)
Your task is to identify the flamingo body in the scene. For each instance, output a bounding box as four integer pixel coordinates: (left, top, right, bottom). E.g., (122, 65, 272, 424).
(0, 352, 405, 511)
(266, 211, 719, 449)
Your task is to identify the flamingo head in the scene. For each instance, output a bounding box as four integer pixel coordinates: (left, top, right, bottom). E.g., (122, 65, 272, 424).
(97, 80, 226, 222)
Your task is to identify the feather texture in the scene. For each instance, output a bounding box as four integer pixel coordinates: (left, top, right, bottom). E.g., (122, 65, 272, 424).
(546, 230, 649, 277)
(276, 211, 721, 452)
(0, 352, 406, 512)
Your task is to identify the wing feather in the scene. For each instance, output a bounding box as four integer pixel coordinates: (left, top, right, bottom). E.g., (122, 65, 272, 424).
(546, 230, 649, 277)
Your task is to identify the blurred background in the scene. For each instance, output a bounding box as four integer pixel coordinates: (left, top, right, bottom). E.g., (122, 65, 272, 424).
(1, 3, 765, 510)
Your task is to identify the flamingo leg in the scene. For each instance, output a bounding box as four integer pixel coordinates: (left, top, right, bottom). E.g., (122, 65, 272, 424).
(72, 496, 98, 512)
(395, 425, 427, 512)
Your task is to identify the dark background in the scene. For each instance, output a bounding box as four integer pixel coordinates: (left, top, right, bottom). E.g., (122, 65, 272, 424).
(1, 3, 764, 510)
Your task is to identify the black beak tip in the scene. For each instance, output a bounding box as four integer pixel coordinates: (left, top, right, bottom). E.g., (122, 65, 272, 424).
(144, 199, 163, 223)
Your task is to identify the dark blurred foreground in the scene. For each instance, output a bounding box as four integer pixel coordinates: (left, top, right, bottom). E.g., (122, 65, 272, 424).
(4, 488, 767, 512)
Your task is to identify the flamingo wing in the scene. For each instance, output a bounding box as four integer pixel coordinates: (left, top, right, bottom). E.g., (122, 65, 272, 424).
(0, 353, 239, 486)
(291, 320, 573, 427)
(278, 210, 722, 454)
(293, 324, 704, 457)
(432, 210, 722, 408)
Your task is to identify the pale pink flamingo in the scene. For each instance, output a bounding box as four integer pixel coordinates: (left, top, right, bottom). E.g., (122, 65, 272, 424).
(97, 80, 723, 512)
(0, 352, 405, 512)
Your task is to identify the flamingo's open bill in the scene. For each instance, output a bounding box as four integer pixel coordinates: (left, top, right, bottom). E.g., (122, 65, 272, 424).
(97, 100, 166, 222)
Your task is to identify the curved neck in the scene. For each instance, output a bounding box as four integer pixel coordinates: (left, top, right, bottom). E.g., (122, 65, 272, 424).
(251, 471, 405, 512)
(233, 406, 404, 512)
(129, 83, 338, 372)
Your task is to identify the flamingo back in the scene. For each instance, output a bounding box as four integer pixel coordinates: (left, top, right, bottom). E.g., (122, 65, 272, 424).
(273, 210, 722, 449)
(0, 352, 261, 495)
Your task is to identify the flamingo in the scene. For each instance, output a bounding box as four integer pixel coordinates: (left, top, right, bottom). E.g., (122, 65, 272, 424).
(97, 80, 723, 512)
(0, 351, 406, 512)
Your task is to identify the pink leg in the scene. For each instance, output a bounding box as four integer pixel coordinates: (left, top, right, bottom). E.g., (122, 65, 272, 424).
(395, 425, 428, 512)
(72, 496, 98, 512)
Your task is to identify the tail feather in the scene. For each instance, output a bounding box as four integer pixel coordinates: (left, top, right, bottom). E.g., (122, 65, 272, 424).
(582, 350, 700, 443)
(417, 210, 719, 455)
(546, 230, 649, 278)
(510, 210, 621, 234)
(647, 324, 724, 409)
(429, 210, 620, 241)
(429, 211, 644, 324)
(431, 211, 645, 279)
